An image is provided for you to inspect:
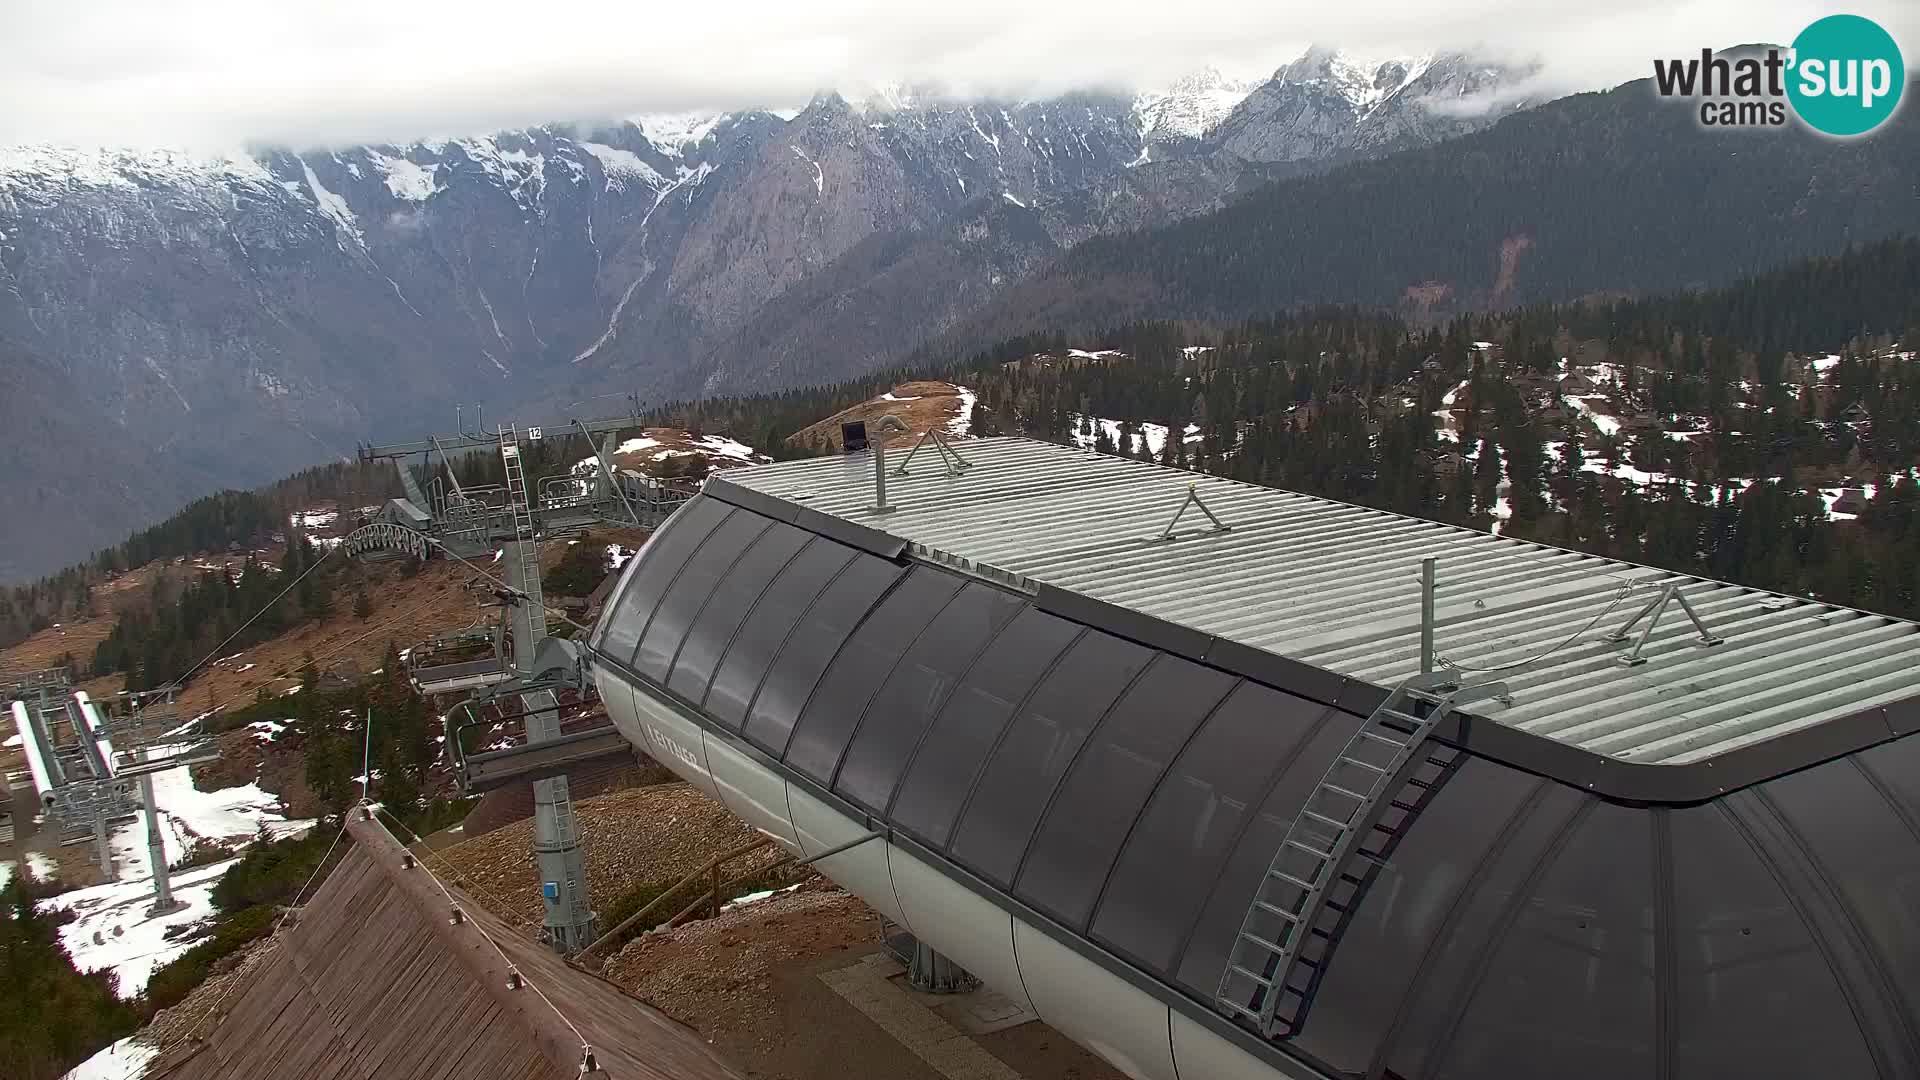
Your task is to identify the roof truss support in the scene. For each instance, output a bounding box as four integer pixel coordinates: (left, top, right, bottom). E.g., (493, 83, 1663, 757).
(1605, 582, 1724, 667)
(1156, 483, 1232, 542)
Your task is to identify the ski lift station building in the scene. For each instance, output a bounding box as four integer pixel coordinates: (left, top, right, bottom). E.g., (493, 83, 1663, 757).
(586, 436, 1920, 1080)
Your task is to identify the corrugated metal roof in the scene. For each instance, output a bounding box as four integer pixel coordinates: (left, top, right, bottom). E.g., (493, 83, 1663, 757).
(717, 437, 1920, 765)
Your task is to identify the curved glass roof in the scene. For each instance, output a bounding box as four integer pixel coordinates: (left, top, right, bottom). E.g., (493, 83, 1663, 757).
(593, 493, 1920, 1079)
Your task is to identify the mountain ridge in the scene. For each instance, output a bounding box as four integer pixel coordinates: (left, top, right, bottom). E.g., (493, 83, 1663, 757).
(919, 74, 1920, 363)
(0, 49, 1664, 582)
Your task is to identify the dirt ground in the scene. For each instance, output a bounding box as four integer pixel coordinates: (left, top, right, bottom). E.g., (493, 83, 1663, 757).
(788, 381, 974, 453)
(441, 778, 1123, 1080)
(599, 427, 771, 474)
(431, 782, 791, 928)
(603, 884, 1125, 1080)
(604, 888, 896, 1064)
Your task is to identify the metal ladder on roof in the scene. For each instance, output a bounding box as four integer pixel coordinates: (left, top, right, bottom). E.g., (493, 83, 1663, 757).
(1215, 672, 1505, 1038)
(499, 426, 547, 652)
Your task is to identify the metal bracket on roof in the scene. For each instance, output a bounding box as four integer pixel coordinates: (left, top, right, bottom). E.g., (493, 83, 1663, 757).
(1604, 581, 1723, 667)
(894, 428, 973, 478)
(867, 415, 910, 514)
(1154, 483, 1231, 542)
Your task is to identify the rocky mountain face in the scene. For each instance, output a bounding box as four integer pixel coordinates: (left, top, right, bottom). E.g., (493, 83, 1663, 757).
(0, 49, 1530, 581)
(928, 75, 1920, 361)
(1209, 49, 1526, 165)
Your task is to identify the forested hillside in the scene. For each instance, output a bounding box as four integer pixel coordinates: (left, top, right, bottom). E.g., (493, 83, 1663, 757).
(941, 241, 1920, 617)
(9, 240, 1919, 665)
(0, 379, 907, 660)
(747, 238, 1920, 619)
(0, 460, 399, 652)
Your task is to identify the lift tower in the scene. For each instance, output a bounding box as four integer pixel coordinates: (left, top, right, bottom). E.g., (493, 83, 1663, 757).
(355, 410, 691, 951)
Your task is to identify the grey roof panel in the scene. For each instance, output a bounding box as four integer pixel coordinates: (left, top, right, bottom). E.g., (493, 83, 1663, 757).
(716, 438, 1920, 766)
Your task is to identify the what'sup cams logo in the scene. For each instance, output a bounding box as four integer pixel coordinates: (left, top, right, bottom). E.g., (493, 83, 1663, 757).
(1653, 14, 1906, 136)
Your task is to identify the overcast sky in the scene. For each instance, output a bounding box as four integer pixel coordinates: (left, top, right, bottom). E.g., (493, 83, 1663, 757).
(2, 0, 1913, 150)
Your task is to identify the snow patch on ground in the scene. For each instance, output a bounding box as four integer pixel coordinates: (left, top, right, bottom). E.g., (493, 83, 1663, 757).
(28, 851, 58, 880)
(44, 859, 237, 998)
(691, 435, 767, 462)
(721, 882, 804, 912)
(948, 386, 978, 438)
(122, 755, 310, 876)
(1568, 396, 1621, 435)
(27, 751, 311, 996)
(576, 436, 659, 474)
(61, 1034, 156, 1080)
(1070, 414, 1201, 458)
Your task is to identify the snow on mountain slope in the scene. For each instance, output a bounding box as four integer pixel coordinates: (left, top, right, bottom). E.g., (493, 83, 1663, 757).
(1209, 46, 1528, 165)
(1133, 66, 1265, 149)
(631, 113, 730, 158)
(1318, 50, 1437, 117)
(367, 149, 442, 201)
(579, 141, 666, 192)
(0, 53, 1538, 584)
(0, 145, 280, 194)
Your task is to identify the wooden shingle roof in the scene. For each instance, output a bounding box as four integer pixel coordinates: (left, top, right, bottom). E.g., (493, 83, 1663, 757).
(150, 814, 741, 1080)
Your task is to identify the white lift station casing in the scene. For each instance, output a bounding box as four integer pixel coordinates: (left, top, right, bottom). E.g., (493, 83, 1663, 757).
(586, 440, 1920, 1080)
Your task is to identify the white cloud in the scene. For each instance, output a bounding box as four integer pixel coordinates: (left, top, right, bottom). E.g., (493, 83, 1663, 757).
(1, 0, 1914, 150)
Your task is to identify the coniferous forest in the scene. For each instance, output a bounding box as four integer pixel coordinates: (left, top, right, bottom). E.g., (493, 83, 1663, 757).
(935, 239, 1920, 619)
(747, 237, 1920, 619)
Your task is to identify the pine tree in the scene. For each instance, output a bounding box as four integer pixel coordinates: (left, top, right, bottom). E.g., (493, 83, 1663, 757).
(0, 878, 139, 1079)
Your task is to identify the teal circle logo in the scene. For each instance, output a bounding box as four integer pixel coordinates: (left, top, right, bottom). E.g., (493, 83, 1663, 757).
(1787, 14, 1905, 136)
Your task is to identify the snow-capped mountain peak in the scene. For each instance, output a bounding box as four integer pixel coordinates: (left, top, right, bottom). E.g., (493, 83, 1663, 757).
(0, 144, 279, 195)
(1274, 47, 1437, 115)
(1132, 66, 1265, 146)
(629, 112, 729, 159)
(1210, 46, 1524, 165)
(848, 81, 933, 114)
